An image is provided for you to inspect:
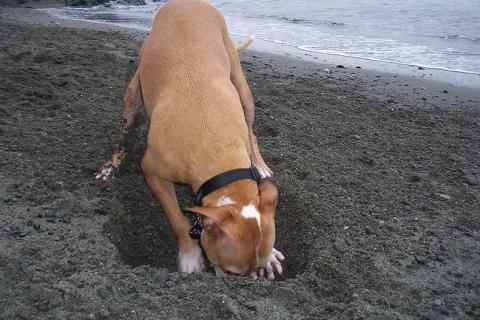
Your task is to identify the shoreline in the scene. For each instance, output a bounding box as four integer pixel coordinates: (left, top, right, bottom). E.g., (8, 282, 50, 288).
(3, 5, 480, 94)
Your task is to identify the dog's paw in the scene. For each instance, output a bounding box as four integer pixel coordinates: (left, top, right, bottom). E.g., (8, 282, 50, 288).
(257, 248, 284, 280)
(95, 162, 117, 181)
(178, 246, 205, 273)
(255, 164, 273, 179)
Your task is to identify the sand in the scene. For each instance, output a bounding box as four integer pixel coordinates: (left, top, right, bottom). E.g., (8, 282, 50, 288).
(1, 8, 479, 320)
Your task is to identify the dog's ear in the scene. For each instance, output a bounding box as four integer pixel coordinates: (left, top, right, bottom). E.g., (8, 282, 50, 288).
(187, 206, 233, 231)
(258, 180, 278, 218)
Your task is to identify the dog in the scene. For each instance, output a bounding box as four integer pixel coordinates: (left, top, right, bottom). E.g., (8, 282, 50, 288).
(96, 0, 284, 279)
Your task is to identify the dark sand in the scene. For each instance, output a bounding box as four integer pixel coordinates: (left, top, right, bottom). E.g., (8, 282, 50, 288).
(1, 10, 479, 320)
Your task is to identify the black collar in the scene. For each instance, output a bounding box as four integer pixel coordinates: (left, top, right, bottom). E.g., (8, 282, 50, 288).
(189, 166, 262, 240)
(194, 166, 262, 206)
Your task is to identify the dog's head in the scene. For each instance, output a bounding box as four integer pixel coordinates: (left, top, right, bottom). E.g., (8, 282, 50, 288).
(188, 180, 278, 276)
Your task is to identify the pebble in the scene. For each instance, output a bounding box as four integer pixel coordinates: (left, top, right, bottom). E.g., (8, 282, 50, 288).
(411, 173, 426, 182)
(434, 299, 442, 306)
(434, 305, 450, 315)
(94, 208, 108, 215)
(4, 197, 18, 204)
(324, 68, 331, 74)
(418, 66, 425, 70)
(325, 303, 345, 312)
(376, 297, 389, 306)
(415, 255, 428, 265)
(336, 64, 345, 68)
(107, 302, 122, 315)
(152, 271, 169, 283)
(432, 287, 445, 295)
(464, 174, 478, 186)
(435, 193, 451, 200)
(96, 287, 110, 300)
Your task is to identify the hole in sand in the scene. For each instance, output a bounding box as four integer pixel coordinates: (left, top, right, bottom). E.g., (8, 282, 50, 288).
(104, 123, 310, 278)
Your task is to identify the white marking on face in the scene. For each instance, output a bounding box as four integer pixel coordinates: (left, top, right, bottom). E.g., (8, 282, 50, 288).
(240, 204, 261, 228)
(216, 196, 236, 207)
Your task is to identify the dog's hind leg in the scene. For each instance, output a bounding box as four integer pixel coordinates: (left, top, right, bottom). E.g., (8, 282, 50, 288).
(225, 36, 273, 178)
(96, 69, 143, 180)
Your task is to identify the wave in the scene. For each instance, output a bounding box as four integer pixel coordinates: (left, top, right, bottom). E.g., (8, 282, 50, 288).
(255, 14, 346, 28)
(429, 34, 480, 43)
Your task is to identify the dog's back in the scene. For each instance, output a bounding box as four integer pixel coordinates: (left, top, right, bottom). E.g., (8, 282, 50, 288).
(139, 0, 251, 186)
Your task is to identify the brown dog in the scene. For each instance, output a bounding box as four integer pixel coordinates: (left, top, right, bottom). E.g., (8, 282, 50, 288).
(97, 0, 284, 279)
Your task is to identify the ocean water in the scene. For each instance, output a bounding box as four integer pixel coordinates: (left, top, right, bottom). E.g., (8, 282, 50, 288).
(47, 0, 480, 74)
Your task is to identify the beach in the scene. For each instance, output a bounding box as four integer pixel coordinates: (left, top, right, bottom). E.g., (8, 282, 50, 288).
(1, 4, 479, 320)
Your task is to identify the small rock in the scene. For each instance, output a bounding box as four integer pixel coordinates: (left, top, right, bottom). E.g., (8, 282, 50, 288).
(376, 297, 389, 306)
(356, 66, 361, 69)
(464, 174, 478, 186)
(365, 226, 374, 235)
(325, 303, 345, 312)
(94, 208, 108, 215)
(324, 68, 331, 74)
(443, 90, 448, 93)
(415, 255, 428, 265)
(107, 302, 122, 315)
(353, 134, 360, 140)
(418, 66, 425, 70)
(4, 197, 18, 204)
(96, 287, 109, 300)
(336, 64, 345, 68)
(252, 55, 259, 58)
(371, 207, 381, 215)
(434, 305, 450, 315)
(411, 173, 426, 182)
(53, 234, 64, 241)
(165, 281, 175, 287)
(152, 271, 169, 283)
(432, 287, 445, 295)
(297, 295, 307, 304)
(169, 273, 179, 282)
(435, 193, 451, 200)
(434, 299, 442, 306)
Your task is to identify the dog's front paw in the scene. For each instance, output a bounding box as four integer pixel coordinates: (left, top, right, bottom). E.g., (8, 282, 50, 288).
(257, 248, 284, 280)
(254, 161, 273, 179)
(178, 246, 205, 273)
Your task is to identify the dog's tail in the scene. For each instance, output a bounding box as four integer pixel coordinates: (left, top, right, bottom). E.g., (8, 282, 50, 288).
(236, 36, 254, 54)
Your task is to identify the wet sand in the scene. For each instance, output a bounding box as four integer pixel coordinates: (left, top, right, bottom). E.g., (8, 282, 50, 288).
(1, 9, 479, 320)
